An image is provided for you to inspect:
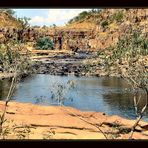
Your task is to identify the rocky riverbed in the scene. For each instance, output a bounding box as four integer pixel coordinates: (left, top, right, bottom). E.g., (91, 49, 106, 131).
(0, 49, 118, 82)
(31, 51, 109, 77)
(1, 49, 147, 79)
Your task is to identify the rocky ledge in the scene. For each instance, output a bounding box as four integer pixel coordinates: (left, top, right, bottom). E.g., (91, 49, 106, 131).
(0, 101, 148, 139)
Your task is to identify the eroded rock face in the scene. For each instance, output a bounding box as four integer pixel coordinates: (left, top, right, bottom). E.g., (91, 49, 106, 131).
(0, 11, 146, 50)
(0, 27, 37, 43)
(0, 9, 147, 52)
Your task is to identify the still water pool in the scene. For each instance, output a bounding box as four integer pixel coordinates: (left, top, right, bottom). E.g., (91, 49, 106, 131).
(0, 74, 147, 121)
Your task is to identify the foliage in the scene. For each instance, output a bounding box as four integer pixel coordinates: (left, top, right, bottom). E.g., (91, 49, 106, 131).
(52, 24, 56, 28)
(89, 9, 101, 14)
(35, 37, 54, 50)
(105, 28, 148, 138)
(112, 11, 124, 22)
(0, 9, 30, 28)
(17, 17, 31, 29)
(0, 42, 32, 139)
(106, 29, 148, 89)
(68, 11, 89, 24)
(13, 125, 31, 139)
(0, 42, 32, 76)
(50, 80, 76, 105)
(106, 29, 148, 66)
(105, 28, 148, 91)
(101, 20, 109, 28)
(0, 9, 15, 16)
(68, 9, 102, 24)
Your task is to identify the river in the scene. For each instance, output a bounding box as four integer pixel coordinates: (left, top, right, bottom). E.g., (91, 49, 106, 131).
(0, 74, 148, 121)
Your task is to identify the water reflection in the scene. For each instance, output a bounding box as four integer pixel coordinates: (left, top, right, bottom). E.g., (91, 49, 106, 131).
(0, 74, 147, 121)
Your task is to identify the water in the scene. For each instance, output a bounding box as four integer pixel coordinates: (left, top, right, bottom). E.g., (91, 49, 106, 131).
(0, 74, 148, 121)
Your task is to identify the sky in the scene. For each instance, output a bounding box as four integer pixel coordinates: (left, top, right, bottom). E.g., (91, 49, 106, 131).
(13, 9, 92, 27)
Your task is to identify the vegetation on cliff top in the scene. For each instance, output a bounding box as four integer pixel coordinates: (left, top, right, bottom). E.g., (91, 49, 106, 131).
(0, 9, 30, 29)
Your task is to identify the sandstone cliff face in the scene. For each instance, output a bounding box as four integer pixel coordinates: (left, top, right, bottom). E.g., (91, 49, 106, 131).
(66, 9, 148, 51)
(0, 9, 147, 51)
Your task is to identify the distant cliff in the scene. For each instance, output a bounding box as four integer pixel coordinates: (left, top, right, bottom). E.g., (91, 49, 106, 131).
(66, 9, 148, 50)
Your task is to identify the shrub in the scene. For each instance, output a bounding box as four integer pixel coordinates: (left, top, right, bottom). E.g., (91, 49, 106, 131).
(101, 20, 108, 28)
(35, 37, 54, 50)
(0, 43, 32, 75)
(108, 30, 148, 62)
(112, 11, 124, 22)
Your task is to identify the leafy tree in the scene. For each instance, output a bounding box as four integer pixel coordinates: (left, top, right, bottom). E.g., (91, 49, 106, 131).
(17, 17, 31, 29)
(52, 24, 56, 28)
(43, 25, 47, 29)
(105, 28, 148, 138)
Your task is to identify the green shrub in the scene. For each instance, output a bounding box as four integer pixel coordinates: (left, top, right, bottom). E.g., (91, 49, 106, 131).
(96, 50, 104, 56)
(0, 43, 32, 74)
(101, 20, 108, 28)
(105, 29, 148, 90)
(105, 30, 148, 66)
(35, 37, 54, 50)
(112, 11, 124, 22)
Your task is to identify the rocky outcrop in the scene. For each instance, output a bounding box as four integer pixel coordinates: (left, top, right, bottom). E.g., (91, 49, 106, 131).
(0, 12, 22, 28)
(0, 101, 148, 139)
(0, 27, 37, 43)
(66, 9, 148, 51)
(0, 9, 147, 51)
